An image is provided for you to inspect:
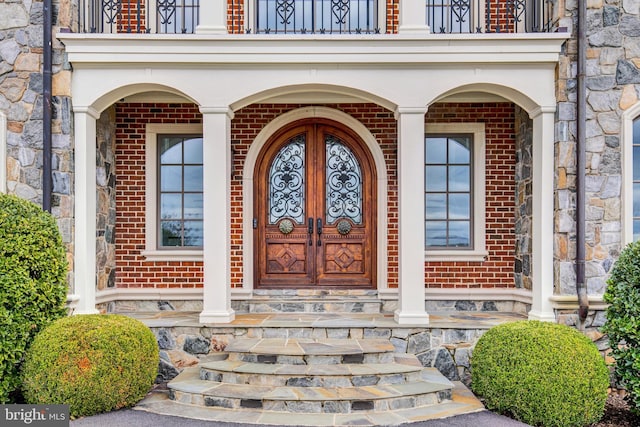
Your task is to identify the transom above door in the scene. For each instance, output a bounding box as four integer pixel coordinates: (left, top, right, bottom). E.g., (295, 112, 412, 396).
(254, 119, 376, 288)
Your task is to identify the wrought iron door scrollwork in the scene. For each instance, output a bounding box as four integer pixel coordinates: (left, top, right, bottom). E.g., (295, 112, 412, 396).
(269, 137, 306, 224)
(326, 136, 362, 225)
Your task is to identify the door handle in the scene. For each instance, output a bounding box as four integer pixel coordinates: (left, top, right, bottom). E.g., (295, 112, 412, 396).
(308, 217, 314, 246)
(317, 218, 323, 246)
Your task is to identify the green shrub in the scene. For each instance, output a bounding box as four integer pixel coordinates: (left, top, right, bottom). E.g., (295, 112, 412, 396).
(471, 320, 608, 427)
(603, 240, 640, 413)
(0, 194, 68, 402)
(21, 314, 159, 417)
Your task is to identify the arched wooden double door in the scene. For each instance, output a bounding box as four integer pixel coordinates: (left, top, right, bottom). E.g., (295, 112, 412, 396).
(254, 119, 376, 288)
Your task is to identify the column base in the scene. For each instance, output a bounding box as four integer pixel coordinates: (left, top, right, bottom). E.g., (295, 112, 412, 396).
(73, 308, 100, 315)
(394, 310, 430, 325)
(527, 310, 556, 322)
(199, 310, 236, 324)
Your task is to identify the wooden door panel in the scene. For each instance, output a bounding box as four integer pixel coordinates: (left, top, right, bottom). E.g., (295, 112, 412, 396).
(255, 119, 375, 289)
(322, 240, 365, 274)
(265, 240, 309, 274)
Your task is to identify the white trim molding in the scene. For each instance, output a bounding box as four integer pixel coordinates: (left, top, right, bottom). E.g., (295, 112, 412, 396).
(0, 112, 6, 193)
(242, 106, 389, 294)
(424, 123, 487, 261)
(622, 102, 640, 246)
(144, 123, 204, 261)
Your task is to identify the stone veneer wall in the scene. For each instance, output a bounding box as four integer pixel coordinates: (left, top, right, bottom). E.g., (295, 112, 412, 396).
(96, 106, 117, 290)
(1, 0, 75, 290)
(514, 106, 533, 290)
(555, 0, 639, 305)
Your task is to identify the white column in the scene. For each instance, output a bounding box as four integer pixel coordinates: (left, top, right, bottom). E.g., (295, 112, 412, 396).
(528, 107, 556, 321)
(395, 107, 429, 325)
(399, 0, 430, 34)
(199, 107, 235, 323)
(73, 108, 100, 314)
(196, 0, 227, 34)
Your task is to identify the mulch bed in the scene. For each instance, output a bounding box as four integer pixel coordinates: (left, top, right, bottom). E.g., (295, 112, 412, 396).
(590, 392, 639, 427)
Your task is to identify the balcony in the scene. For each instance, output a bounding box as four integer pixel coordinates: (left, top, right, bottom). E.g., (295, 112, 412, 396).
(76, 0, 558, 35)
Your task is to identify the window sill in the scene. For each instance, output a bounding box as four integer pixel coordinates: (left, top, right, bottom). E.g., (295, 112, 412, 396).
(141, 250, 204, 262)
(424, 250, 488, 262)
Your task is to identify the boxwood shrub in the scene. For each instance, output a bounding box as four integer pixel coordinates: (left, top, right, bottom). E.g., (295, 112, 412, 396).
(603, 240, 640, 413)
(21, 314, 159, 417)
(0, 194, 68, 402)
(471, 320, 608, 427)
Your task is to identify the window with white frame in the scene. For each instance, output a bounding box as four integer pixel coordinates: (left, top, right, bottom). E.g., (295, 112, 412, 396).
(425, 123, 487, 261)
(143, 123, 204, 261)
(158, 134, 203, 248)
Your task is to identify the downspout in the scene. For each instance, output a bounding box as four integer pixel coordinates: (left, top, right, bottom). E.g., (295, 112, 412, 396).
(576, 0, 589, 322)
(43, 0, 53, 212)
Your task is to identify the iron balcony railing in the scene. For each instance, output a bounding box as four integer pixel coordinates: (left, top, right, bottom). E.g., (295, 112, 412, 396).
(427, 0, 556, 34)
(77, 0, 556, 35)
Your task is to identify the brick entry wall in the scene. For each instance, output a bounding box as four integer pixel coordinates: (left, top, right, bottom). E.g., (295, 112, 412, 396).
(115, 103, 204, 289)
(113, 102, 516, 290)
(424, 103, 517, 289)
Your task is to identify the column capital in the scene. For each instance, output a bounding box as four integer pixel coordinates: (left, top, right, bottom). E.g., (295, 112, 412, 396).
(394, 106, 428, 120)
(73, 106, 101, 119)
(199, 106, 235, 120)
(529, 105, 556, 119)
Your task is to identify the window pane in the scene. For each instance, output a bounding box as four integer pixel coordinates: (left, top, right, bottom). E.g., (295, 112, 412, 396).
(634, 118, 640, 145)
(161, 165, 182, 191)
(183, 221, 203, 247)
(426, 138, 447, 164)
(449, 194, 470, 219)
(426, 194, 447, 219)
(160, 138, 183, 164)
(426, 166, 447, 191)
(449, 137, 470, 164)
(426, 221, 447, 247)
(184, 138, 203, 164)
(635, 183, 640, 217)
(160, 194, 182, 219)
(449, 166, 470, 191)
(634, 146, 640, 181)
(161, 221, 182, 246)
(184, 166, 203, 192)
(635, 220, 640, 242)
(449, 221, 470, 247)
(184, 194, 203, 219)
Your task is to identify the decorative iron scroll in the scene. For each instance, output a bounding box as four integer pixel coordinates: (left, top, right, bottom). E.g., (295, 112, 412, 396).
(326, 136, 362, 225)
(269, 137, 306, 224)
(157, 0, 177, 26)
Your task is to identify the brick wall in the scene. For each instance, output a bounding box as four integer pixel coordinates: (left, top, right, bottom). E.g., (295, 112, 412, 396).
(114, 102, 515, 290)
(424, 103, 517, 288)
(230, 104, 398, 288)
(115, 103, 203, 288)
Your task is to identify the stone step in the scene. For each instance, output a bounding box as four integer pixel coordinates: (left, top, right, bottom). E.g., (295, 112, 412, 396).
(169, 367, 454, 414)
(246, 299, 383, 314)
(199, 359, 425, 386)
(224, 338, 395, 365)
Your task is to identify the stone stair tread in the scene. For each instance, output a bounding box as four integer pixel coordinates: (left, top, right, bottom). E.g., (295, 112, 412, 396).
(170, 369, 452, 402)
(225, 338, 394, 356)
(200, 360, 424, 376)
